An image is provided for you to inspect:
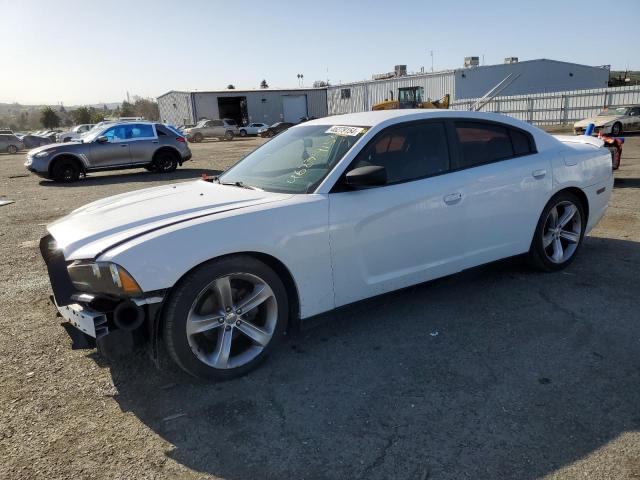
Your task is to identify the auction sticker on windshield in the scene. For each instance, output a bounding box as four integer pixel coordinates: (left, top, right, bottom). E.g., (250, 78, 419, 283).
(325, 126, 366, 136)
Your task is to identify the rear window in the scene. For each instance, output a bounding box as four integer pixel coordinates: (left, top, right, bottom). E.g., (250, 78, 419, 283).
(510, 129, 533, 155)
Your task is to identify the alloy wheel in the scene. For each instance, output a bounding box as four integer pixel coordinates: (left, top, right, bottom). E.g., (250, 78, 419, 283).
(542, 200, 582, 264)
(186, 273, 277, 369)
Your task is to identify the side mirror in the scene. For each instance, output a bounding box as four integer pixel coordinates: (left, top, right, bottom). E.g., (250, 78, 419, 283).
(96, 136, 109, 144)
(344, 165, 387, 188)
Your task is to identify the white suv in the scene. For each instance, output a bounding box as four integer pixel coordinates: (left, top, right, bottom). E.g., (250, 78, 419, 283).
(57, 124, 95, 143)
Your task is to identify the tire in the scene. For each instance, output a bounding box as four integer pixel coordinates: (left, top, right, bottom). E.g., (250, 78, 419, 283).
(224, 130, 234, 141)
(152, 150, 178, 173)
(239, 129, 247, 137)
(7, 145, 18, 154)
(611, 122, 622, 136)
(529, 191, 586, 272)
(163, 255, 289, 380)
(193, 133, 203, 143)
(51, 157, 81, 182)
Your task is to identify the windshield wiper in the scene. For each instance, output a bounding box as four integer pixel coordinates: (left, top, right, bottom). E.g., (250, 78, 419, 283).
(218, 180, 261, 191)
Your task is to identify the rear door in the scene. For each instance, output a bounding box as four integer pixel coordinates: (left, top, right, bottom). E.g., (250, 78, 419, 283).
(125, 123, 158, 163)
(445, 120, 552, 267)
(208, 119, 224, 137)
(87, 125, 131, 168)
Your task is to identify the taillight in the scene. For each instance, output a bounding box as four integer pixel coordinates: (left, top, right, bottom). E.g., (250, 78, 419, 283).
(176, 136, 186, 143)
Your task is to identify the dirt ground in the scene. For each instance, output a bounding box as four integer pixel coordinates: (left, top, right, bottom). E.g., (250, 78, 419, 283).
(0, 132, 639, 480)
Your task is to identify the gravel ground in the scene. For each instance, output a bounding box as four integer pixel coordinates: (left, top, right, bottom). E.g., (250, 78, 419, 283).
(0, 133, 639, 480)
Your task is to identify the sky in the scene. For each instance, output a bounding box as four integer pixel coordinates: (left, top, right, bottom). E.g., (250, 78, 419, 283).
(2, 0, 639, 105)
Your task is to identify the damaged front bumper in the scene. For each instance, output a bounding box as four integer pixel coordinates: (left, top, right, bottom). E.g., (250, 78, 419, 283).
(40, 234, 166, 360)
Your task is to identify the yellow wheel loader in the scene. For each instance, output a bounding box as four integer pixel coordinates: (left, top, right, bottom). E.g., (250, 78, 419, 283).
(372, 86, 450, 111)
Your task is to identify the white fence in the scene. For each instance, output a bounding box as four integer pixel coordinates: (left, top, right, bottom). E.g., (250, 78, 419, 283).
(451, 85, 640, 126)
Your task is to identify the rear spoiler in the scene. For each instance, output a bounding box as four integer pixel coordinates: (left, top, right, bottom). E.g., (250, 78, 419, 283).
(554, 135, 604, 148)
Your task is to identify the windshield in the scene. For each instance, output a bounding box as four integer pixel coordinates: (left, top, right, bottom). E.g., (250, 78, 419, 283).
(219, 124, 368, 193)
(598, 107, 629, 116)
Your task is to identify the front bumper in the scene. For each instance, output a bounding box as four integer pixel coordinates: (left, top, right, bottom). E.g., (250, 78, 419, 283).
(40, 234, 165, 358)
(574, 125, 611, 135)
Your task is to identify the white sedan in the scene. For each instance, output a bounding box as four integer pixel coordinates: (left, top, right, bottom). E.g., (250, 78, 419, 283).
(238, 123, 268, 137)
(573, 105, 640, 136)
(40, 110, 613, 379)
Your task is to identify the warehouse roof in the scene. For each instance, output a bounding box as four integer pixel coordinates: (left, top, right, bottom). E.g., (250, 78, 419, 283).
(157, 87, 326, 99)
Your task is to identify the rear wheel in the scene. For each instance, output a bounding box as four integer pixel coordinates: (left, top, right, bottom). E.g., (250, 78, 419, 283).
(192, 133, 203, 143)
(152, 151, 178, 173)
(7, 145, 18, 154)
(239, 129, 247, 137)
(529, 191, 585, 271)
(224, 130, 234, 141)
(51, 158, 81, 182)
(163, 256, 288, 380)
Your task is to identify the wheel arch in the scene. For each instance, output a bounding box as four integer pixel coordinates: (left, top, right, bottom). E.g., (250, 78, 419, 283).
(152, 146, 181, 164)
(556, 186, 589, 224)
(48, 153, 85, 177)
(159, 251, 301, 334)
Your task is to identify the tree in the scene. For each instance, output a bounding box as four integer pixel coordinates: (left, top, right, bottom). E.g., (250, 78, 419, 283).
(71, 107, 91, 125)
(132, 98, 159, 121)
(227, 84, 235, 89)
(41, 106, 60, 129)
(260, 79, 269, 89)
(120, 101, 136, 117)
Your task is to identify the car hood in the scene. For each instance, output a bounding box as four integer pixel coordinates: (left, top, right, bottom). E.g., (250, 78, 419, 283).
(574, 115, 623, 128)
(28, 141, 82, 155)
(48, 180, 292, 260)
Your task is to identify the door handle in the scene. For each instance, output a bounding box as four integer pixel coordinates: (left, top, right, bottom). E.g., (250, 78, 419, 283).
(443, 192, 462, 204)
(120, 144, 128, 147)
(152, 141, 159, 144)
(532, 169, 546, 179)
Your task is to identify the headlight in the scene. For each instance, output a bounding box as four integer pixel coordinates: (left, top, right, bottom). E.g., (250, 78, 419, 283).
(35, 151, 50, 158)
(67, 261, 142, 296)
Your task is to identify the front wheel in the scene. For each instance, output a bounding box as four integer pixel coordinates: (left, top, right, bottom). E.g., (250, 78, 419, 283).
(611, 122, 622, 136)
(163, 256, 289, 380)
(51, 158, 81, 182)
(7, 145, 18, 154)
(529, 192, 585, 271)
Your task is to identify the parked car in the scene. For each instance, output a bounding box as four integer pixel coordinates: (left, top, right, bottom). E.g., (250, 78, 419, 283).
(21, 134, 53, 149)
(259, 122, 294, 137)
(184, 119, 239, 142)
(25, 121, 191, 181)
(0, 134, 24, 153)
(39, 110, 614, 379)
(56, 124, 95, 143)
(238, 123, 268, 137)
(574, 105, 640, 136)
(0, 129, 14, 135)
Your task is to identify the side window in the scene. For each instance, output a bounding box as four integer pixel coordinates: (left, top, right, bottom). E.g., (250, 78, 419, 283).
(211, 120, 224, 127)
(352, 122, 449, 184)
(454, 122, 514, 169)
(124, 124, 154, 139)
(510, 128, 533, 155)
(102, 125, 127, 141)
(629, 107, 640, 116)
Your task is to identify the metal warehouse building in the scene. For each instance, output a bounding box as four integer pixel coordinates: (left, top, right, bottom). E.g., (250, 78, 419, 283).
(158, 88, 327, 127)
(327, 59, 609, 115)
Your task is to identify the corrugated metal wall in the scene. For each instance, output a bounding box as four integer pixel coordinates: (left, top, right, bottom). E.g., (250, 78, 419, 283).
(454, 60, 609, 100)
(189, 89, 327, 125)
(327, 71, 455, 115)
(451, 85, 640, 126)
(158, 91, 194, 126)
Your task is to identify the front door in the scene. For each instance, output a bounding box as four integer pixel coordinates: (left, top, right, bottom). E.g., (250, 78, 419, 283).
(328, 121, 467, 307)
(88, 124, 131, 168)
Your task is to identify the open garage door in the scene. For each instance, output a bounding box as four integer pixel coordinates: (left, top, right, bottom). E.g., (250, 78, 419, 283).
(282, 95, 307, 123)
